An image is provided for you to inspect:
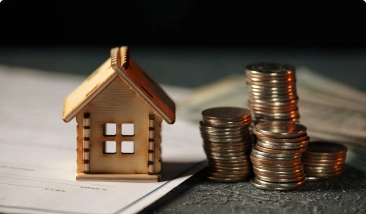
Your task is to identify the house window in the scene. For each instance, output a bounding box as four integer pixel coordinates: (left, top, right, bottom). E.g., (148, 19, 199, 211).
(102, 123, 135, 155)
(122, 123, 134, 136)
(104, 123, 116, 136)
(121, 141, 134, 154)
(104, 141, 116, 154)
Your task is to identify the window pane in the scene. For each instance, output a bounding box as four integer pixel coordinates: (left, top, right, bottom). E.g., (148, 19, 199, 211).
(122, 123, 134, 136)
(104, 141, 116, 154)
(104, 123, 116, 136)
(121, 141, 134, 154)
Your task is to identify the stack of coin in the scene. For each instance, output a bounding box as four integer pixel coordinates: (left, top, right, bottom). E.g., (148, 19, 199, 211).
(250, 121, 309, 190)
(245, 62, 300, 125)
(199, 106, 253, 182)
(302, 141, 347, 181)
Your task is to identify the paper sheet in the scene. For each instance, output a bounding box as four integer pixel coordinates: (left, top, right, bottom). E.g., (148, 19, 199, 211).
(0, 65, 206, 214)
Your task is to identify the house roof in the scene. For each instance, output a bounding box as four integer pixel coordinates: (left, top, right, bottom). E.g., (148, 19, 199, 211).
(62, 46, 176, 124)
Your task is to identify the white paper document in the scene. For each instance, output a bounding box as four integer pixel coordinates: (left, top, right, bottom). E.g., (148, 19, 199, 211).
(0, 65, 206, 214)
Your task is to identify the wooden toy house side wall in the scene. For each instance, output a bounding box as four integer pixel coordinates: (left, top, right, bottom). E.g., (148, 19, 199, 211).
(75, 77, 162, 176)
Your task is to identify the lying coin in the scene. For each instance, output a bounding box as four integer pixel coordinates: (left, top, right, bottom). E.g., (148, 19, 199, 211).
(255, 174, 306, 183)
(254, 176, 306, 188)
(202, 107, 252, 121)
(304, 141, 348, 156)
(255, 143, 307, 154)
(245, 62, 296, 77)
(250, 177, 300, 191)
(253, 121, 307, 139)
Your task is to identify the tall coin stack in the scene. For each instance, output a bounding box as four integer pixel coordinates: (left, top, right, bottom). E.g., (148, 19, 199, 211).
(302, 141, 347, 181)
(250, 121, 309, 190)
(199, 107, 253, 182)
(245, 62, 300, 125)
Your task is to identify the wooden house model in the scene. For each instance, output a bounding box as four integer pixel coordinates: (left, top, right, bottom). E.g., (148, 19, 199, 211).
(62, 46, 176, 182)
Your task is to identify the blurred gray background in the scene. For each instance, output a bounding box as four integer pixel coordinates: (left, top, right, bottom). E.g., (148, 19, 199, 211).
(0, 46, 365, 93)
(1, 0, 365, 92)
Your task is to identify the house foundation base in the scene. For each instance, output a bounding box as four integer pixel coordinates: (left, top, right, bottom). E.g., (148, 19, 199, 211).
(76, 173, 161, 182)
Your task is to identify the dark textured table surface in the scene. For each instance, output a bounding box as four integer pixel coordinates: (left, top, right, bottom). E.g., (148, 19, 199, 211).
(1, 46, 366, 214)
(140, 164, 366, 214)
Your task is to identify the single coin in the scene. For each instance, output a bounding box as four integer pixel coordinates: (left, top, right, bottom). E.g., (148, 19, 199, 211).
(303, 167, 342, 174)
(245, 71, 296, 80)
(203, 147, 251, 154)
(208, 157, 251, 163)
(248, 88, 297, 95)
(256, 140, 307, 150)
(202, 117, 252, 127)
(250, 178, 297, 191)
(202, 107, 251, 121)
(208, 163, 251, 169)
(206, 154, 249, 161)
(208, 156, 251, 162)
(255, 143, 307, 154)
(254, 176, 306, 188)
(251, 162, 303, 171)
(249, 98, 298, 106)
(208, 164, 252, 171)
(303, 165, 342, 170)
(306, 176, 329, 181)
(304, 141, 348, 155)
(206, 170, 251, 178)
(253, 115, 300, 122)
(248, 87, 295, 95)
(301, 153, 346, 160)
(251, 146, 301, 158)
(201, 132, 249, 139)
(200, 129, 247, 136)
(253, 170, 305, 179)
(302, 161, 345, 167)
(250, 155, 302, 166)
(203, 140, 249, 147)
(304, 170, 344, 177)
(255, 174, 306, 183)
(206, 151, 247, 157)
(253, 166, 304, 175)
(247, 89, 296, 99)
(250, 152, 301, 161)
(246, 79, 296, 88)
(206, 175, 248, 183)
(253, 111, 300, 118)
(253, 121, 307, 139)
(199, 121, 247, 132)
(246, 76, 296, 83)
(248, 99, 298, 108)
(203, 136, 249, 143)
(245, 62, 296, 76)
(249, 106, 298, 114)
(203, 143, 251, 150)
(301, 157, 346, 164)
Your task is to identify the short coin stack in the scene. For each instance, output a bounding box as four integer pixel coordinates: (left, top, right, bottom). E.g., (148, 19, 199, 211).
(302, 141, 347, 181)
(199, 107, 253, 182)
(245, 62, 300, 125)
(250, 121, 309, 190)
